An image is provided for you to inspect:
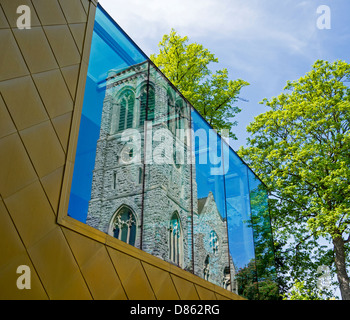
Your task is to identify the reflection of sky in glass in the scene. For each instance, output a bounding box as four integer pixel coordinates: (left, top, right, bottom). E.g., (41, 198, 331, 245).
(224, 143, 255, 271)
(191, 108, 226, 219)
(67, 4, 147, 222)
(191, 107, 256, 271)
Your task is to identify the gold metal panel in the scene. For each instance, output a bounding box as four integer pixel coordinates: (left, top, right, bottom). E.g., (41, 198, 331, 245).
(107, 248, 156, 300)
(32, 0, 67, 26)
(0, 133, 37, 198)
(61, 64, 80, 98)
(43, 25, 81, 68)
(0, 255, 48, 300)
(81, 4, 96, 65)
(195, 285, 217, 300)
(69, 23, 87, 54)
(0, 94, 16, 139)
(19, 120, 65, 178)
(215, 293, 230, 300)
(80, 0, 90, 14)
(1, 0, 41, 28)
(13, 27, 58, 74)
(80, 255, 128, 300)
(52, 111, 73, 153)
(0, 200, 48, 299)
(32, 68, 73, 119)
(0, 75, 48, 131)
(27, 226, 92, 300)
(4, 180, 57, 249)
(141, 262, 180, 300)
(0, 5, 9, 29)
(0, 199, 27, 269)
(54, 272, 92, 300)
(63, 228, 127, 299)
(40, 166, 65, 214)
(0, 29, 29, 81)
(62, 227, 106, 267)
(170, 275, 200, 300)
(58, 0, 87, 24)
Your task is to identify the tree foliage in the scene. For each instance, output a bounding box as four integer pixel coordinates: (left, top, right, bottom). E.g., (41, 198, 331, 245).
(284, 281, 324, 300)
(150, 29, 249, 139)
(238, 60, 350, 300)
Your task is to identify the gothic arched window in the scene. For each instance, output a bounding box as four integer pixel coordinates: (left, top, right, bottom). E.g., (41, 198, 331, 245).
(209, 230, 219, 254)
(111, 207, 136, 246)
(167, 92, 175, 132)
(139, 86, 147, 127)
(223, 267, 231, 290)
(118, 89, 135, 131)
(169, 212, 182, 266)
(174, 100, 184, 132)
(147, 86, 155, 122)
(139, 85, 155, 127)
(204, 255, 210, 281)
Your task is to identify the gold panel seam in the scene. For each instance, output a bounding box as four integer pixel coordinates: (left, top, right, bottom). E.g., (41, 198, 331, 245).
(139, 260, 158, 300)
(0, 194, 50, 299)
(3, 26, 69, 156)
(104, 244, 129, 299)
(58, 222, 95, 299)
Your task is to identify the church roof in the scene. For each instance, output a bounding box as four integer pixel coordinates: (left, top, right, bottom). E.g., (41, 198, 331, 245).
(197, 197, 208, 214)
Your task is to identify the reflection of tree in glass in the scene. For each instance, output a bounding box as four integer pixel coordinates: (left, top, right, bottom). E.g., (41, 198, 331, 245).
(235, 259, 258, 299)
(248, 183, 279, 299)
(235, 259, 279, 300)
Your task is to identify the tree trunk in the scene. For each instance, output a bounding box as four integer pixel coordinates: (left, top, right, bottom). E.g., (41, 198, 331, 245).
(333, 236, 350, 300)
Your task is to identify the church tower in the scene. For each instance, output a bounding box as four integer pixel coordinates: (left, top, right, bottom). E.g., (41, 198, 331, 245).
(86, 61, 193, 271)
(86, 61, 236, 290)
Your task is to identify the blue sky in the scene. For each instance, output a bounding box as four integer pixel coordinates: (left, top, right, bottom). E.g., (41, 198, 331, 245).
(98, 0, 350, 151)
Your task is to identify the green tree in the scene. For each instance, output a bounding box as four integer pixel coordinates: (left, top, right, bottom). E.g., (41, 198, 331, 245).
(284, 281, 323, 300)
(238, 60, 350, 300)
(235, 259, 279, 300)
(150, 29, 249, 139)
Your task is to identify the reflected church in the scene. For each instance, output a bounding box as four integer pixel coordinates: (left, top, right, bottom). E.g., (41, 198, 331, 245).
(86, 61, 237, 292)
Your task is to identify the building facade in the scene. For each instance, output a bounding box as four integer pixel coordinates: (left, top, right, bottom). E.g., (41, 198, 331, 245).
(0, 0, 269, 300)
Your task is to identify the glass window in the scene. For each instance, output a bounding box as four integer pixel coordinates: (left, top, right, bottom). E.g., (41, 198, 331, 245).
(67, 4, 147, 226)
(65, 3, 275, 299)
(223, 142, 258, 299)
(169, 212, 183, 266)
(141, 64, 193, 271)
(248, 170, 278, 299)
(203, 255, 210, 281)
(210, 230, 219, 254)
(110, 206, 137, 246)
(191, 107, 231, 290)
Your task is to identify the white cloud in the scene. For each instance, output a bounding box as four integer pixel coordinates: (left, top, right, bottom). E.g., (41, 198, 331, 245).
(98, 0, 317, 57)
(99, 0, 258, 38)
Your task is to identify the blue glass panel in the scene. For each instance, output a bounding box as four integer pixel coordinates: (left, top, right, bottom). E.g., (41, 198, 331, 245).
(191, 108, 232, 291)
(67, 4, 147, 224)
(223, 142, 258, 298)
(141, 64, 193, 271)
(248, 169, 278, 299)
